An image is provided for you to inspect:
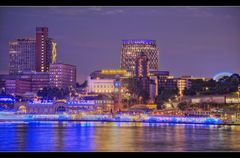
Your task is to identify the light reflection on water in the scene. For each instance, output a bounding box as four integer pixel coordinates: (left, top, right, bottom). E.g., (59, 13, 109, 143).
(0, 121, 240, 151)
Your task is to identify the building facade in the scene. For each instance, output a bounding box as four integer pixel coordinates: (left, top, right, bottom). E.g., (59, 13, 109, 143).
(120, 40, 159, 76)
(176, 79, 187, 96)
(1, 72, 50, 95)
(87, 77, 115, 93)
(135, 52, 149, 78)
(90, 69, 130, 79)
(181, 76, 212, 89)
(9, 38, 36, 75)
(36, 27, 57, 72)
(87, 69, 129, 94)
(149, 76, 158, 99)
(20, 72, 50, 93)
(5, 79, 31, 96)
(31, 72, 50, 93)
(36, 27, 48, 72)
(49, 63, 76, 88)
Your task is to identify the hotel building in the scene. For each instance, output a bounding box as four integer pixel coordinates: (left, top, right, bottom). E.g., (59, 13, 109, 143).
(120, 40, 159, 76)
(9, 38, 36, 75)
(49, 63, 76, 88)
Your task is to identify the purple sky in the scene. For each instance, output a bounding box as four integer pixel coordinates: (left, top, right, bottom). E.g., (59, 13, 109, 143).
(0, 7, 240, 83)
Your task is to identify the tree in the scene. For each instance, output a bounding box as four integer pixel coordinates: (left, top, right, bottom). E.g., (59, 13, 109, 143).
(183, 73, 240, 96)
(37, 87, 71, 100)
(76, 80, 87, 88)
(155, 88, 178, 109)
(177, 102, 188, 111)
(123, 78, 149, 104)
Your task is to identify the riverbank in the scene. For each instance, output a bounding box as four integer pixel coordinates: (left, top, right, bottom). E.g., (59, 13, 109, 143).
(0, 111, 228, 125)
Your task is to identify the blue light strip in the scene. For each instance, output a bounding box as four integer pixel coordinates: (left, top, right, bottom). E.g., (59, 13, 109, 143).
(0, 112, 223, 125)
(0, 98, 16, 102)
(122, 40, 155, 45)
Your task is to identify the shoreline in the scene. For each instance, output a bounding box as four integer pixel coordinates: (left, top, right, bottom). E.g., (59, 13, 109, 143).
(1, 111, 238, 125)
(0, 118, 238, 126)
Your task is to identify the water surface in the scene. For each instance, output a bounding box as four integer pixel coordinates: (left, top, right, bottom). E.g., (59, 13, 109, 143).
(0, 121, 240, 151)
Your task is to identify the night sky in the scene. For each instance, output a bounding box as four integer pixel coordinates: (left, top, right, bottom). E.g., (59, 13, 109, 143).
(0, 7, 240, 83)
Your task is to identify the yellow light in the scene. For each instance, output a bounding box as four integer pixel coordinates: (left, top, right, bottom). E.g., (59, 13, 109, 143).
(52, 41, 57, 63)
(100, 69, 128, 75)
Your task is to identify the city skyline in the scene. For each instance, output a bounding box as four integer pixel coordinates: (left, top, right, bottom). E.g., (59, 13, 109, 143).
(0, 7, 240, 82)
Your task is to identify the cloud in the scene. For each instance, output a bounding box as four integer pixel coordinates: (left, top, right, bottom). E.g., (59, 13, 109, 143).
(88, 7, 103, 12)
(101, 9, 124, 15)
(48, 7, 86, 16)
(180, 7, 237, 20)
(47, 7, 124, 16)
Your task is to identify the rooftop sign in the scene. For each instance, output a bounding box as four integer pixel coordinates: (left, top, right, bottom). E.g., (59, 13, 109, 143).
(122, 40, 155, 45)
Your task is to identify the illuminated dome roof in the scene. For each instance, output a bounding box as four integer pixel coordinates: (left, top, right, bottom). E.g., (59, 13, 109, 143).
(213, 72, 233, 81)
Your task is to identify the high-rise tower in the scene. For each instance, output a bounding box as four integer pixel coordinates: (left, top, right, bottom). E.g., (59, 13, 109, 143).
(120, 40, 159, 76)
(135, 52, 149, 78)
(36, 27, 48, 72)
(35, 27, 57, 72)
(9, 38, 36, 74)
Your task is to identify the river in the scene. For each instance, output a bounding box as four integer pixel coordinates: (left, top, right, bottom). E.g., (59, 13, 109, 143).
(0, 121, 240, 151)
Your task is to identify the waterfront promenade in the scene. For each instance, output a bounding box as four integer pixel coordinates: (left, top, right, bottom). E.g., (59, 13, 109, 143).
(0, 111, 224, 125)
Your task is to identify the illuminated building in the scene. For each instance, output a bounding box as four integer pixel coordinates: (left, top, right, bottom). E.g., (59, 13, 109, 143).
(186, 95, 226, 104)
(90, 69, 130, 79)
(134, 52, 151, 97)
(14, 100, 104, 114)
(5, 79, 31, 96)
(135, 52, 149, 78)
(149, 71, 170, 97)
(120, 40, 159, 76)
(87, 77, 115, 93)
(149, 79, 157, 100)
(36, 27, 48, 72)
(88, 69, 130, 94)
(150, 70, 169, 86)
(149, 71, 187, 95)
(9, 38, 36, 74)
(20, 71, 50, 93)
(0, 95, 16, 110)
(149, 70, 174, 90)
(149, 75, 158, 98)
(49, 63, 76, 88)
(36, 27, 57, 72)
(176, 79, 187, 96)
(0, 72, 50, 95)
(47, 38, 57, 65)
